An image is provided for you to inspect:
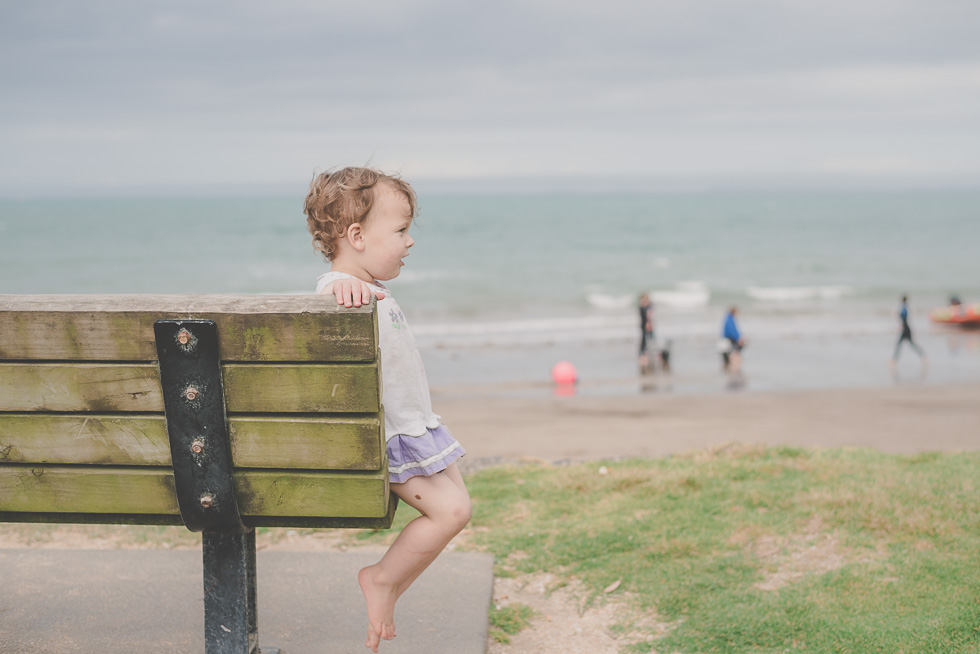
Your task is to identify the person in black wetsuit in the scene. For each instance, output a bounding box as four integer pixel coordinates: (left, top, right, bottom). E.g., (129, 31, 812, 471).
(638, 293, 655, 372)
(892, 295, 926, 363)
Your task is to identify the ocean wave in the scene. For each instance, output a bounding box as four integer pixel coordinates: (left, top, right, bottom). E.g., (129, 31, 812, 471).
(411, 314, 900, 349)
(586, 292, 635, 310)
(412, 314, 633, 337)
(651, 281, 711, 309)
(747, 285, 854, 302)
(586, 281, 710, 311)
(410, 314, 639, 347)
(410, 302, 903, 349)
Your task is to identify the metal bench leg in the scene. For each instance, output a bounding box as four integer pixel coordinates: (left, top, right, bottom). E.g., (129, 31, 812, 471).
(203, 530, 279, 654)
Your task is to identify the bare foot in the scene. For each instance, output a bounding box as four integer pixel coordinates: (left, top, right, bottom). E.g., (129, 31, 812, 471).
(358, 565, 397, 651)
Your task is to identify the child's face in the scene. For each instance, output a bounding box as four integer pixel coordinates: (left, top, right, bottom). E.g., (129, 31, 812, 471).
(360, 184, 415, 281)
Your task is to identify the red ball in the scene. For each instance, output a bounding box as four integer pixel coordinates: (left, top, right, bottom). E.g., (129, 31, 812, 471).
(551, 360, 578, 385)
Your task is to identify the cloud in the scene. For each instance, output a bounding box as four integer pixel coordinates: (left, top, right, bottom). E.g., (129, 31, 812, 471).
(1, 0, 979, 193)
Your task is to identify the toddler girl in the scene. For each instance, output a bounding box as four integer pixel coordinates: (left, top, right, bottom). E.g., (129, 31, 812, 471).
(304, 167, 472, 652)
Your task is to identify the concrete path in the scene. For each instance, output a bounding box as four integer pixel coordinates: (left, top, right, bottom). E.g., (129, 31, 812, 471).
(0, 549, 494, 654)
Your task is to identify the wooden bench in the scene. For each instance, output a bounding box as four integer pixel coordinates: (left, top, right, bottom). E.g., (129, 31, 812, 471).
(0, 294, 396, 654)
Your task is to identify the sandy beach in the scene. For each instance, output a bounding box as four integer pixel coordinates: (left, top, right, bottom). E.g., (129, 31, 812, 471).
(441, 382, 980, 467)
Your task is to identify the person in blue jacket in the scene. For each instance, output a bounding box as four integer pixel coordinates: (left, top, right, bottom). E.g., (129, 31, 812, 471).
(721, 306, 745, 371)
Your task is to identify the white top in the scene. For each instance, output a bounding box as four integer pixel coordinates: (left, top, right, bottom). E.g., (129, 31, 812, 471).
(316, 271, 441, 440)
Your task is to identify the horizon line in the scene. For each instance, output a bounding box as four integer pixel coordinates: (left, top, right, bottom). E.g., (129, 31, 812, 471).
(1, 173, 978, 200)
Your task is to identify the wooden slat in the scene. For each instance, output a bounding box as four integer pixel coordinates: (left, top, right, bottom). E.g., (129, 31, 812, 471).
(230, 415, 383, 470)
(0, 414, 384, 470)
(0, 414, 169, 465)
(0, 294, 378, 362)
(0, 465, 390, 519)
(0, 495, 399, 529)
(223, 364, 381, 413)
(236, 469, 389, 519)
(0, 363, 162, 412)
(0, 362, 381, 413)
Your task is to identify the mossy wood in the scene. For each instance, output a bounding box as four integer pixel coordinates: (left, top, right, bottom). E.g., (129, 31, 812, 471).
(0, 294, 394, 528)
(0, 414, 383, 470)
(0, 496, 400, 529)
(0, 362, 381, 413)
(0, 294, 378, 362)
(0, 466, 393, 528)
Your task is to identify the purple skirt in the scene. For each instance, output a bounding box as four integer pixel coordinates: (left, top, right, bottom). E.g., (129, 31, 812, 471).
(387, 424, 466, 484)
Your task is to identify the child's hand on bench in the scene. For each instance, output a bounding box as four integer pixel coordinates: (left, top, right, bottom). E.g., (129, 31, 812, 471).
(320, 278, 385, 308)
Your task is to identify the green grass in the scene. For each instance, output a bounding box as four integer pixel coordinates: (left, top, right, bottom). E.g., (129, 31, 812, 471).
(488, 602, 537, 643)
(462, 446, 980, 653)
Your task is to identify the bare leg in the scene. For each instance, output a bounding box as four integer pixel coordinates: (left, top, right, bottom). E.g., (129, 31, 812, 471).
(442, 461, 468, 493)
(391, 464, 470, 597)
(358, 467, 471, 651)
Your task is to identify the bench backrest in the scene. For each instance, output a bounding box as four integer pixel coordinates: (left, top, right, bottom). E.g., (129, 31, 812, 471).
(0, 294, 394, 529)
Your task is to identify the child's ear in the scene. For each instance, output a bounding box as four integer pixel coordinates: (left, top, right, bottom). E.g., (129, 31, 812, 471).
(346, 223, 366, 251)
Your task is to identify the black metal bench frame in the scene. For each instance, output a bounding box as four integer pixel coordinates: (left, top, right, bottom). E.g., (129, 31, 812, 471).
(156, 319, 267, 653)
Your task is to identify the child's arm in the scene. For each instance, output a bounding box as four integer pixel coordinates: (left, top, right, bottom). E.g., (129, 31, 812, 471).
(319, 278, 386, 308)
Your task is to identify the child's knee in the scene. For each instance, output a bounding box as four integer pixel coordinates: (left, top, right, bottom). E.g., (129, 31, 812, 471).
(458, 496, 473, 527)
(443, 494, 472, 532)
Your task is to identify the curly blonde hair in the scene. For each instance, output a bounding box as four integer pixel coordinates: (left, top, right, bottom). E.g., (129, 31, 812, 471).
(304, 167, 418, 261)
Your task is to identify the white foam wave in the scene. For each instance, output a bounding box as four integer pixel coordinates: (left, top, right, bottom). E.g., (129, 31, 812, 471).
(413, 312, 899, 349)
(586, 293, 635, 310)
(413, 314, 633, 338)
(747, 285, 854, 302)
(651, 281, 710, 309)
(411, 314, 639, 347)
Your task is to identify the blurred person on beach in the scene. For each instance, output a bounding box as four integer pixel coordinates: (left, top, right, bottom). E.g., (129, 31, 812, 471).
(891, 295, 927, 367)
(305, 167, 471, 652)
(638, 292, 655, 373)
(721, 306, 746, 372)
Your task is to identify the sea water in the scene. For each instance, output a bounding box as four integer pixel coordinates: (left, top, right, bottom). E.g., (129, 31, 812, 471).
(2, 190, 978, 394)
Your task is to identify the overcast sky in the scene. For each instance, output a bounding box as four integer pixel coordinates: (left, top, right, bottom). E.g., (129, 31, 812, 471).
(2, 1, 979, 195)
